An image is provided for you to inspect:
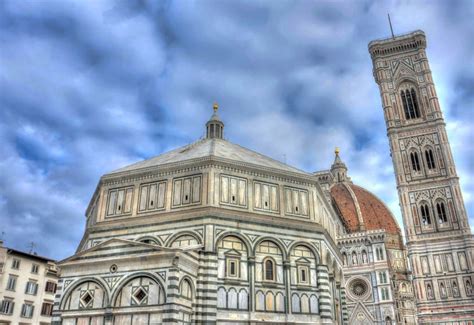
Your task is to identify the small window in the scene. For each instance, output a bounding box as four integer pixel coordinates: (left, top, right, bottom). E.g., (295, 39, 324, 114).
(264, 258, 275, 281)
(45, 281, 57, 293)
(425, 149, 436, 169)
(226, 258, 239, 278)
(41, 302, 53, 316)
(12, 259, 20, 270)
(410, 152, 421, 172)
(297, 265, 309, 285)
(21, 303, 34, 318)
(6, 276, 17, 291)
(180, 279, 193, 300)
(0, 299, 15, 314)
(31, 264, 39, 274)
(436, 202, 448, 224)
(25, 281, 38, 295)
(420, 204, 432, 225)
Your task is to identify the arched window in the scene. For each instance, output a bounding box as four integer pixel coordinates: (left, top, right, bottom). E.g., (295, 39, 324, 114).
(425, 149, 436, 169)
(436, 202, 448, 224)
(410, 152, 421, 172)
(180, 279, 193, 300)
(342, 252, 348, 265)
(385, 316, 392, 325)
(264, 258, 275, 281)
(420, 204, 432, 225)
(400, 88, 420, 120)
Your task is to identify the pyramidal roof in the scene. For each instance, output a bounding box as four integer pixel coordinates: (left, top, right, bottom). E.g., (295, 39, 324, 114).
(107, 105, 307, 176)
(107, 138, 306, 175)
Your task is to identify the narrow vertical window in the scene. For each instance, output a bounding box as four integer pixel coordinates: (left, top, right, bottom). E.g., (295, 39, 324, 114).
(400, 88, 421, 119)
(226, 258, 239, 278)
(436, 202, 447, 223)
(420, 204, 432, 225)
(410, 88, 420, 118)
(401, 90, 410, 119)
(264, 258, 275, 281)
(410, 152, 421, 171)
(425, 149, 436, 169)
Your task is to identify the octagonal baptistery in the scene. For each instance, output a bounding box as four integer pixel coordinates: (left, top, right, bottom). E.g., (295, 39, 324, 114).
(52, 106, 347, 325)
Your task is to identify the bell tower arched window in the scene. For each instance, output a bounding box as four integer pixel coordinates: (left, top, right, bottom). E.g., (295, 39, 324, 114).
(425, 149, 436, 169)
(410, 152, 421, 172)
(400, 88, 420, 120)
(436, 202, 448, 224)
(420, 204, 431, 225)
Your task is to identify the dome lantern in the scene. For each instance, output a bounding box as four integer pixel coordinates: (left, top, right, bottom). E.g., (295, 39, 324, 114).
(331, 147, 349, 183)
(206, 103, 224, 139)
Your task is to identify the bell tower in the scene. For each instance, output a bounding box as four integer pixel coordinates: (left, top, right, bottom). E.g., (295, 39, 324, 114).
(369, 30, 474, 323)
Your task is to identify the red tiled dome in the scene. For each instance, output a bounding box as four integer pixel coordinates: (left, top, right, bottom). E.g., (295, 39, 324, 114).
(330, 183, 401, 235)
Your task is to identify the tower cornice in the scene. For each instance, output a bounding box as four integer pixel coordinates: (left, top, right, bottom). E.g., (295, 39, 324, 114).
(368, 30, 426, 59)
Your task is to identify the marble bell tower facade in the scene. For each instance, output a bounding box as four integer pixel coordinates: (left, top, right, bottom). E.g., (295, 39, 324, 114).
(369, 30, 474, 324)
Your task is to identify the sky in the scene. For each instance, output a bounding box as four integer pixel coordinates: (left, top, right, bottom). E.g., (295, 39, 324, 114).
(0, 0, 473, 260)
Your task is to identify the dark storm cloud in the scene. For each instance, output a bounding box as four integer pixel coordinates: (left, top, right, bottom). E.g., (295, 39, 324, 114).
(0, 0, 472, 259)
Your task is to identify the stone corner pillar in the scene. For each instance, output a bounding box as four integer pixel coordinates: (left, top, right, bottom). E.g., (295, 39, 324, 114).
(195, 250, 218, 324)
(317, 264, 333, 321)
(163, 265, 181, 324)
(340, 286, 349, 325)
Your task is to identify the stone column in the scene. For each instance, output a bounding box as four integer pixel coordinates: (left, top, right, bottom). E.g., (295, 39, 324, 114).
(283, 260, 292, 314)
(248, 256, 255, 312)
(194, 251, 218, 324)
(317, 264, 333, 322)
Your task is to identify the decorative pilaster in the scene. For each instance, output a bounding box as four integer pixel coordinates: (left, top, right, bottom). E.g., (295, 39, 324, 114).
(317, 264, 333, 321)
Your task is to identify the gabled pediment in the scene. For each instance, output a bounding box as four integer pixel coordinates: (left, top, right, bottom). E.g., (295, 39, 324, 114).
(393, 59, 416, 81)
(224, 248, 242, 257)
(60, 238, 200, 265)
(349, 302, 375, 325)
(295, 257, 311, 264)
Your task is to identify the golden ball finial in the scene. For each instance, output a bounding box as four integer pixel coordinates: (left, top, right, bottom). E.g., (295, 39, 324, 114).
(335, 147, 340, 155)
(213, 102, 219, 112)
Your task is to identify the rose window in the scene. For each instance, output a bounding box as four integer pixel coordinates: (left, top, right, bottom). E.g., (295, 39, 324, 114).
(349, 278, 370, 300)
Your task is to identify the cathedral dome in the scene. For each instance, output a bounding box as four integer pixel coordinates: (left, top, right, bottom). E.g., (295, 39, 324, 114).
(330, 182, 401, 235)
